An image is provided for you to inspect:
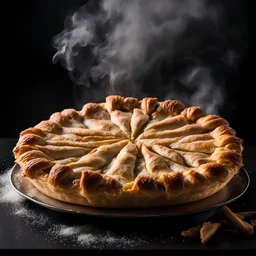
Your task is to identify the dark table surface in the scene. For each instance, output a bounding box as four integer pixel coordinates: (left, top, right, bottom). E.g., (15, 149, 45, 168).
(0, 138, 255, 253)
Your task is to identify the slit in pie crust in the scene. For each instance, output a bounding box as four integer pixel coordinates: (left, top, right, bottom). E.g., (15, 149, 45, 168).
(13, 95, 243, 208)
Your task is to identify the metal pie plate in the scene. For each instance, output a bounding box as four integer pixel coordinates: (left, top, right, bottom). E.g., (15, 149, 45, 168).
(10, 164, 250, 218)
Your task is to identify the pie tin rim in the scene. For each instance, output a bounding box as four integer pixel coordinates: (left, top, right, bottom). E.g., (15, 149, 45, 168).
(9, 164, 250, 218)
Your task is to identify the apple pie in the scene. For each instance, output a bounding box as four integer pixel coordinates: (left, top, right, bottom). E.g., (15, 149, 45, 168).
(12, 95, 243, 208)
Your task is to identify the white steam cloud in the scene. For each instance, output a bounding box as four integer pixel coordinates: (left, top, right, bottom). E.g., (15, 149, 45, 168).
(52, 0, 244, 113)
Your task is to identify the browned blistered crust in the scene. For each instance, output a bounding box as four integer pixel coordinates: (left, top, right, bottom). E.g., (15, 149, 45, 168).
(80, 103, 110, 120)
(140, 97, 158, 115)
(48, 164, 78, 187)
(23, 158, 53, 179)
(13, 95, 244, 208)
(156, 100, 185, 116)
(80, 170, 122, 193)
(181, 106, 205, 123)
(123, 97, 139, 111)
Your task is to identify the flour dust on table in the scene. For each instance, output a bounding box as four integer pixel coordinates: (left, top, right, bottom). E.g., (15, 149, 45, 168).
(0, 168, 149, 249)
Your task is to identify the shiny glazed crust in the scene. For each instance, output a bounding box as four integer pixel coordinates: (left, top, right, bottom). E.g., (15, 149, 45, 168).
(13, 95, 244, 208)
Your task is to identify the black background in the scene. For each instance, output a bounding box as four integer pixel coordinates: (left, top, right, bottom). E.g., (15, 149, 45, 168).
(3, 0, 251, 144)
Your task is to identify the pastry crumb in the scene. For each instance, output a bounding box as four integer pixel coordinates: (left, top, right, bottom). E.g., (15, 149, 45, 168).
(181, 205, 255, 243)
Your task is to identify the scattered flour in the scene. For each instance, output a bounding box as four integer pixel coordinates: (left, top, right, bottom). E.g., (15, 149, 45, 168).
(0, 168, 24, 204)
(0, 167, 148, 249)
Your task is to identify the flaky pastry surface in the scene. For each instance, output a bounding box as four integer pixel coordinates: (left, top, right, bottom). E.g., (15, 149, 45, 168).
(13, 95, 243, 208)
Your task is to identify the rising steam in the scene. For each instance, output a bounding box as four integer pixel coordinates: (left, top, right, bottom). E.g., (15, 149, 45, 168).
(52, 0, 245, 113)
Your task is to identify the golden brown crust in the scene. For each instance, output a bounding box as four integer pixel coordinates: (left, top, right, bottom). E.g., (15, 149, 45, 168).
(133, 176, 165, 193)
(105, 95, 124, 112)
(140, 97, 158, 115)
(13, 95, 244, 208)
(23, 158, 54, 179)
(80, 102, 110, 120)
(123, 97, 139, 111)
(35, 121, 63, 134)
(48, 164, 78, 187)
(181, 106, 205, 123)
(152, 100, 185, 119)
(80, 170, 122, 193)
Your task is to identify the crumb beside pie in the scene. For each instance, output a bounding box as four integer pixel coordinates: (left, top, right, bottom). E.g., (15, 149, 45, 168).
(12, 95, 244, 208)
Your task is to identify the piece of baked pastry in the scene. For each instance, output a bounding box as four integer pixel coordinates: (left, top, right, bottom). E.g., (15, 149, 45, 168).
(13, 95, 243, 208)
